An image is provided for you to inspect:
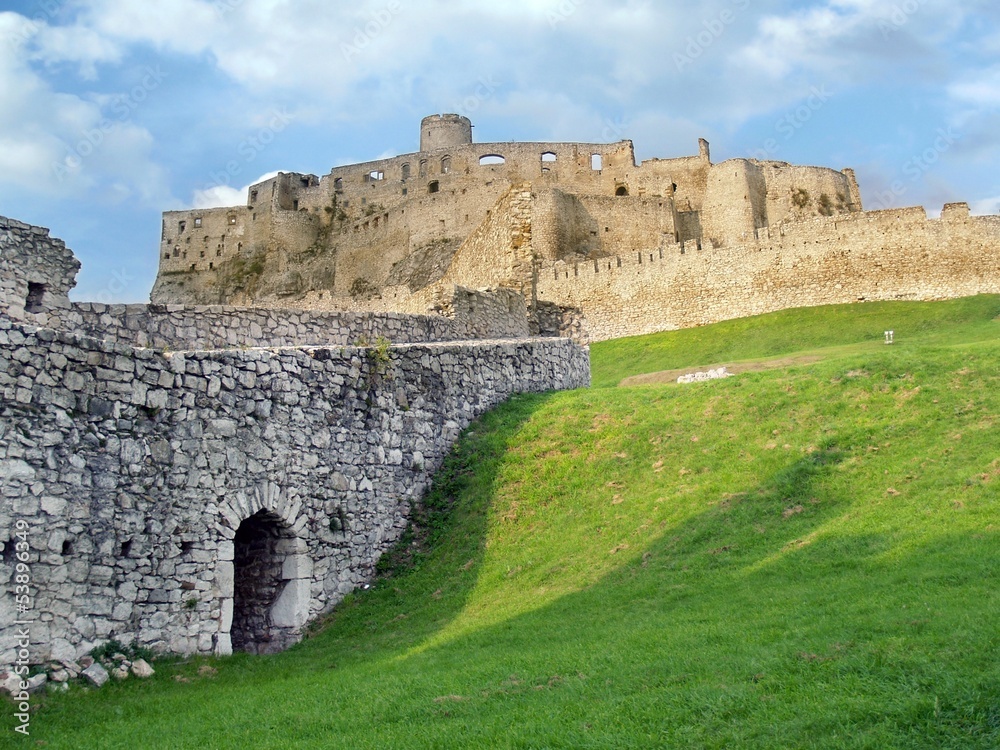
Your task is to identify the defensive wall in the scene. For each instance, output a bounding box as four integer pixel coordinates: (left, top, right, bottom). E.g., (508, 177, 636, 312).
(151, 115, 860, 315)
(0, 216, 589, 668)
(536, 202, 1000, 340)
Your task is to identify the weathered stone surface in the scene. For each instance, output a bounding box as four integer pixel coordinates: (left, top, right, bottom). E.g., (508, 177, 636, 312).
(0, 214, 590, 670)
(82, 662, 109, 687)
(130, 659, 155, 678)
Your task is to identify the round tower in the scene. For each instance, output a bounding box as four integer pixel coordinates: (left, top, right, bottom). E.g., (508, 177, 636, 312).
(420, 114, 473, 152)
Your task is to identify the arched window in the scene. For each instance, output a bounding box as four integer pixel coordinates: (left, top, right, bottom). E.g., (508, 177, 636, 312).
(479, 154, 506, 166)
(401, 163, 411, 180)
(615, 185, 629, 196)
(333, 177, 343, 191)
(419, 159, 428, 178)
(441, 156, 451, 174)
(541, 152, 557, 163)
(591, 154, 603, 170)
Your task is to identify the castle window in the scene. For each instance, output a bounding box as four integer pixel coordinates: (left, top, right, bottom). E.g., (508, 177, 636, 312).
(178, 220, 187, 233)
(542, 151, 557, 163)
(479, 154, 506, 166)
(173, 246, 180, 257)
(441, 156, 451, 174)
(25, 283, 45, 313)
(194, 217, 202, 228)
(209, 262, 214, 270)
(401, 163, 411, 180)
(217, 248, 222, 256)
(164, 253, 170, 260)
(428, 180, 440, 194)
(334, 177, 343, 191)
(402, 188, 408, 196)
(229, 214, 237, 225)
(419, 159, 428, 178)
(250, 190, 258, 204)
(368, 170, 384, 181)
(293, 200, 299, 210)
(591, 154, 603, 170)
(615, 186, 629, 196)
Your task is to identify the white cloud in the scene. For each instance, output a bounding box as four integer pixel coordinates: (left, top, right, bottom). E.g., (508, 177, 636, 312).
(948, 67, 1000, 108)
(0, 12, 173, 206)
(191, 171, 279, 209)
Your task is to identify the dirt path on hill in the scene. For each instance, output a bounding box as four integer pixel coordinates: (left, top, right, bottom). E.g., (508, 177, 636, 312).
(618, 354, 826, 387)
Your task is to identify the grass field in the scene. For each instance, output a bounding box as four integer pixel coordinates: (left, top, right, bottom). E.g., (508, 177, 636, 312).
(5, 296, 1000, 749)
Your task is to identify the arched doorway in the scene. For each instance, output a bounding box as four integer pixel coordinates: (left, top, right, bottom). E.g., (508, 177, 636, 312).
(231, 510, 298, 654)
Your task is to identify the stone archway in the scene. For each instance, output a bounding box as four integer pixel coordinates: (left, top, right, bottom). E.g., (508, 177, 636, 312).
(230, 510, 311, 654)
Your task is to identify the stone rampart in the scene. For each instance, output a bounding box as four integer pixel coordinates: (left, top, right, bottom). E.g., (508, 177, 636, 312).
(0, 316, 588, 665)
(537, 205, 1000, 340)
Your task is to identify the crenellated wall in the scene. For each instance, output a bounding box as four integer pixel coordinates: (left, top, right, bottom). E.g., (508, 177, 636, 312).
(536, 204, 1000, 340)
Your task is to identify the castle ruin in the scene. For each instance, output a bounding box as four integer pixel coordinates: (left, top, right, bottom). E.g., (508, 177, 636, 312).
(153, 114, 1000, 340)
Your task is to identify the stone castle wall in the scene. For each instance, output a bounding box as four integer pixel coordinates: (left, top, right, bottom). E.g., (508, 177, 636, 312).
(537, 203, 1000, 340)
(0, 216, 79, 326)
(151, 117, 862, 314)
(0, 217, 590, 668)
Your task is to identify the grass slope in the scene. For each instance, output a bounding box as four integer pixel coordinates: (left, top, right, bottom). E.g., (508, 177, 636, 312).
(5, 297, 1000, 749)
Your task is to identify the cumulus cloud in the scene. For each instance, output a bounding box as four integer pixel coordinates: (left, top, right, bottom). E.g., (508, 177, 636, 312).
(0, 11, 172, 206)
(191, 171, 279, 209)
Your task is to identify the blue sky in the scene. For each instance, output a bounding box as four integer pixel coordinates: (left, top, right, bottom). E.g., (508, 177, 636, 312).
(1, 0, 999, 302)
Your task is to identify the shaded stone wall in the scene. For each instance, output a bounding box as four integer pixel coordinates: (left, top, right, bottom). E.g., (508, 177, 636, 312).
(0, 318, 589, 666)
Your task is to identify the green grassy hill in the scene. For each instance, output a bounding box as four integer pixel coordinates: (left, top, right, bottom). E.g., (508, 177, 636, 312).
(8, 296, 1000, 749)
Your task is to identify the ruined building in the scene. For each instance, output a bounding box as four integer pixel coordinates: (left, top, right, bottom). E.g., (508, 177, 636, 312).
(154, 114, 1000, 340)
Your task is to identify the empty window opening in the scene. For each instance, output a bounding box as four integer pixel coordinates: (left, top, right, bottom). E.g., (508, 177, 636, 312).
(178, 220, 187, 233)
(441, 156, 451, 174)
(367, 170, 384, 182)
(333, 177, 343, 191)
(249, 190, 258, 204)
(209, 262, 214, 270)
(231, 510, 297, 654)
(293, 200, 299, 211)
(173, 247, 180, 258)
(194, 217, 202, 228)
(479, 154, 506, 166)
(164, 253, 170, 260)
(237, 242, 243, 252)
(401, 164, 411, 180)
(217, 248, 222, 257)
(419, 159, 428, 178)
(402, 188, 408, 196)
(61, 539, 73, 556)
(200, 251, 205, 258)
(615, 185, 629, 196)
(25, 282, 46, 313)
(591, 154, 603, 170)
(428, 180, 440, 194)
(542, 151, 557, 163)
(189, 264, 196, 271)
(120, 540, 133, 558)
